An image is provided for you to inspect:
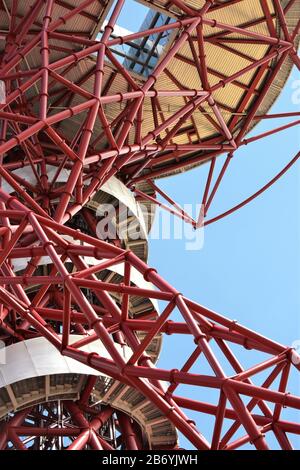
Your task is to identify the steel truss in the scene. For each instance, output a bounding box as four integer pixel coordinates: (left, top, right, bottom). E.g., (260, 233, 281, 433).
(0, 0, 299, 450)
(0, 401, 150, 450)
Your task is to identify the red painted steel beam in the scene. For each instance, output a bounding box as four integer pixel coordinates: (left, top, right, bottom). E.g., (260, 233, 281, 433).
(0, 0, 298, 451)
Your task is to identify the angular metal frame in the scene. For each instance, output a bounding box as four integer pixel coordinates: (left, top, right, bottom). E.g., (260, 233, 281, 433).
(0, 0, 299, 450)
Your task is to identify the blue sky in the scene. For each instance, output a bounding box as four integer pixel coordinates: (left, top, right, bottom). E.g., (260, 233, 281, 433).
(150, 68, 300, 349)
(149, 68, 300, 449)
(117, 0, 300, 449)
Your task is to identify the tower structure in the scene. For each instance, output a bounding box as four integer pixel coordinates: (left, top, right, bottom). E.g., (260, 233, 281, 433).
(0, 0, 299, 450)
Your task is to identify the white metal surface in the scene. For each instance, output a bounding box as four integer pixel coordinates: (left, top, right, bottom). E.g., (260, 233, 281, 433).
(0, 336, 129, 388)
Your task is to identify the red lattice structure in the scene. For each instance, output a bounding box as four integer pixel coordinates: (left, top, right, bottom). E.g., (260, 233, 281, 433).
(0, 0, 299, 450)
